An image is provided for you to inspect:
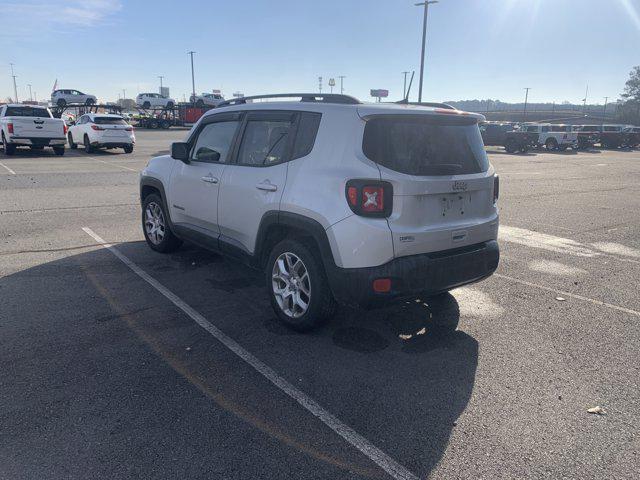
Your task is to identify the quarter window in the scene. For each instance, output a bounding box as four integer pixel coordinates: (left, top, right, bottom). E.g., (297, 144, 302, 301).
(292, 112, 321, 159)
(237, 117, 294, 166)
(191, 121, 239, 163)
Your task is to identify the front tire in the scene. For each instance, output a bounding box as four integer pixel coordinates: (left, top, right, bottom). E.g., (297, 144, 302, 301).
(504, 138, 517, 153)
(545, 138, 558, 151)
(56, 98, 66, 107)
(196, 99, 205, 108)
(142, 101, 151, 109)
(142, 194, 182, 253)
(267, 239, 336, 332)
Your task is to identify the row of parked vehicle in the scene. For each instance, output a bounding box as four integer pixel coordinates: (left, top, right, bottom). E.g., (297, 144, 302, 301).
(50, 88, 226, 110)
(0, 104, 134, 156)
(480, 122, 640, 153)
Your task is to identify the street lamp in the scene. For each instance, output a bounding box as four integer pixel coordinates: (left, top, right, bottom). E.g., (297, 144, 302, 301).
(602, 96, 609, 126)
(158, 75, 164, 94)
(415, 1, 439, 102)
(338, 75, 346, 94)
(188, 51, 196, 102)
(10, 63, 18, 103)
(523, 87, 531, 122)
(27, 84, 33, 102)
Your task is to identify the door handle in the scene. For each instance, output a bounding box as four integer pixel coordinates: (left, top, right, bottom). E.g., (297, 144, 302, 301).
(256, 181, 277, 192)
(201, 175, 219, 184)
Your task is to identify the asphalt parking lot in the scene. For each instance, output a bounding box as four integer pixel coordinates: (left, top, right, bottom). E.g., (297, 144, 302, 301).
(1, 131, 639, 479)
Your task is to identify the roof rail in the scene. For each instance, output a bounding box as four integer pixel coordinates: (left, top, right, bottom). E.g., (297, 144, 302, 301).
(395, 100, 456, 110)
(217, 93, 361, 107)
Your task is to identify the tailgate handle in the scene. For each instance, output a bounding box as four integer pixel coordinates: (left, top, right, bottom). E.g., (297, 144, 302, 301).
(452, 230, 467, 243)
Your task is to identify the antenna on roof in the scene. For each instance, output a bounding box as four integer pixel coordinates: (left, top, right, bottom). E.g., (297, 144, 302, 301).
(397, 71, 415, 104)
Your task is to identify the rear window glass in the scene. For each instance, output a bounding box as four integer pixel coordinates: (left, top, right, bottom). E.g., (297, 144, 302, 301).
(362, 115, 489, 176)
(93, 116, 127, 125)
(5, 107, 52, 118)
(292, 112, 321, 159)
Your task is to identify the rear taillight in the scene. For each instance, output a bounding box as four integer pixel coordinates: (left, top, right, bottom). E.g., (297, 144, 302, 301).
(63, 124, 68, 135)
(345, 180, 392, 217)
(493, 175, 500, 203)
(7, 123, 14, 134)
(125, 126, 134, 132)
(91, 124, 104, 131)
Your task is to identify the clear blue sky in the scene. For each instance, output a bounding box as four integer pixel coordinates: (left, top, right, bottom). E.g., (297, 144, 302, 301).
(1, 0, 639, 104)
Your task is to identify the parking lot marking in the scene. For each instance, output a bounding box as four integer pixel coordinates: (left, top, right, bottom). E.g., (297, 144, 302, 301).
(91, 158, 138, 172)
(0, 161, 16, 174)
(499, 225, 597, 257)
(494, 273, 640, 319)
(81, 227, 419, 480)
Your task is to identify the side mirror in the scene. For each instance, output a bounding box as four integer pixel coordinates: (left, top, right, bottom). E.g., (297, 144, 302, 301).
(171, 142, 190, 163)
(194, 147, 221, 163)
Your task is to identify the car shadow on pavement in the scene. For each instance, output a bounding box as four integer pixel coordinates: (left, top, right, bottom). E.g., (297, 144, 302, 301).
(1, 241, 477, 479)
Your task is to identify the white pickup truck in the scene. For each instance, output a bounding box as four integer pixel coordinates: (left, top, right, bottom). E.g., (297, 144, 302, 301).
(520, 123, 578, 151)
(1, 104, 67, 155)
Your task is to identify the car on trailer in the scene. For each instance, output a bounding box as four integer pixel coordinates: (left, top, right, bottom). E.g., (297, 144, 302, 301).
(136, 93, 175, 109)
(139, 93, 500, 331)
(190, 92, 225, 108)
(51, 89, 97, 107)
(67, 113, 135, 153)
(1, 104, 67, 155)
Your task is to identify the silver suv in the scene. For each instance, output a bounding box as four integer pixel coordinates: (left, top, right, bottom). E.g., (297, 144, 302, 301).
(139, 93, 500, 330)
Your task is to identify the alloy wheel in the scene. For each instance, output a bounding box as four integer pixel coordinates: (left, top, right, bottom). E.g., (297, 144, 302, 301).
(144, 202, 166, 245)
(272, 252, 311, 318)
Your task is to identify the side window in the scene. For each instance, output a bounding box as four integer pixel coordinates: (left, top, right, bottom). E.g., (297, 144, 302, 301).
(292, 112, 321, 159)
(191, 121, 240, 163)
(237, 116, 295, 166)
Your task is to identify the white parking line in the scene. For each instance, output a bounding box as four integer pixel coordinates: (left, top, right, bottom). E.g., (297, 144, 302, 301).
(0, 161, 16, 174)
(91, 158, 138, 172)
(494, 273, 640, 318)
(81, 227, 419, 480)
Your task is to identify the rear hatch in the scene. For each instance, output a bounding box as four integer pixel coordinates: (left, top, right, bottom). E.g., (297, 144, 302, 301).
(6, 106, 64, 138)
(93, 116, 132, 139)
(359, 109, 498, 258)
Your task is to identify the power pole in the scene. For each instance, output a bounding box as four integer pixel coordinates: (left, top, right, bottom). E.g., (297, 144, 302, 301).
(402, 71, 410, 98)
(582, 84, 589, 115)
(415, 1, 439, 102)
(602, 96, 608, 125)
(318, 76, 322, 93)
(188, 51, 196, 101)
(27, 84, 33, 101)
(338, 75, 346, 94)
(523, 87, 531, 122)
(10, 63, 18, 103)
(158, 75, 164, 94)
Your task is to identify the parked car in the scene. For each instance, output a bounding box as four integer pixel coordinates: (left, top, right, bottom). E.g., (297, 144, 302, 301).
(622, 126, 640, 148)
(599, 124, 625, 149)
(190, 92, 225, 108)
(139, 93, 500, 331)
(67, 113, 135, 153)
(480, 122, 534, 153)
(136, 93, 175, 109)
(521, 123, 578, 151)
(51, 89, 97, 107)
(550, 124, 596, 150)
(0, 104, 66, 155)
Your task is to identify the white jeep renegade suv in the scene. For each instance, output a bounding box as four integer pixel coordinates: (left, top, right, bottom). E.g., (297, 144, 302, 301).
(140, 93, 500, 331)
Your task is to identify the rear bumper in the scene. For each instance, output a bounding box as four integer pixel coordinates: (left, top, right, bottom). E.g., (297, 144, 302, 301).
(8, 136, 66, 146)
(326, 240, 500, 308)
(91, 140, 134, 148)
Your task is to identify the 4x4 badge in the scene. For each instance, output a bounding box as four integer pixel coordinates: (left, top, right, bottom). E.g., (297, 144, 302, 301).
(452, 181, 468, 192)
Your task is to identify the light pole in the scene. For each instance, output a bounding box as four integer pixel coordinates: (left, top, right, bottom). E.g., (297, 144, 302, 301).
(10, 63, 18, 103)
(415, 0, 438, 103)
(402, 71, 410, 98)
(318, 76, 322, 93)
(188, 51, 196, 102)
(158, 75, 164, 94)
(602, 96, 608, 125)
(523, 87, 531, 122)
(27, 84, 33, 101)
(338, 75, 346, 94)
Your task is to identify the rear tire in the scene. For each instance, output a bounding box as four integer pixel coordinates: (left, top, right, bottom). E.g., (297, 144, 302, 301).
(266, 239, 337, 332)
(142, 194, 182, 253)
(85, 98, 95, 106)
(2, 134, 16, 155)
(545, 138, 558, 151)
(166, 101, 174, 109)
(142, 101, 151, 109)
(196, 99, 205, 108)
(53, 146, 65, 156)
(84, 135, 93, 153)
(504, 139, 517, 153)
(68, 133, 77, 149)
(123, 145, 133, 154)
(56, 98, 66, 107)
